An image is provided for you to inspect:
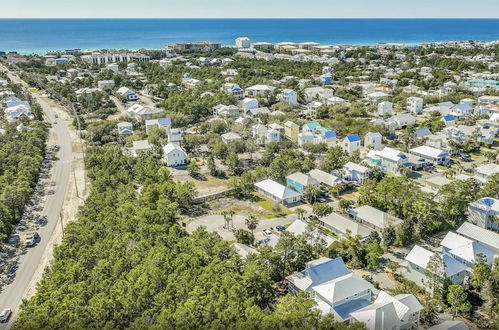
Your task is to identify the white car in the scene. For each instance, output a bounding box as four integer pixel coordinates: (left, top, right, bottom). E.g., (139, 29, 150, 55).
(262, 229, 272, 236)
(0, 308, 12, 322)
(25, 232, 39, 246)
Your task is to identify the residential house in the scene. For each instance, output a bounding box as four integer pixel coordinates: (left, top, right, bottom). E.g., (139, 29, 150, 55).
(377, 101, 393, 117)
(364, 132, 382, 150)
(168, 128, 182, 145)
(232, 243, 258, 260)
(245, 84, 276, 98)
(284, 121, 300, 143)
(286, 172, 320, 194)
(327, 97, 346, 106)
(221, 132, 242, 144)
(304, 87, 334, 103)
(415, 127, 431, 140)
(254, 179, 302, 205)
(163, 143, 188, 167)
(405, 245, 468, 287)
(213, 104, 240, 118)
(4, 104, 33, 122)
(310, 165, 343, 186)
(320, 212, 373, 239)
(268, 123, 284, 135)
(116, 87, 139, 101)
(287, 257, 374, 320)
(145, 117, 171, 135)
(97, 80, 115, 90)
(440, 231, 495, 268)
(349, 205, 403, 232)
(242, 98, 259, 112)
(456, 222, 499, 254)
(131, 140, 152, 157)
(386, 113, 416, 130)
(467, 197, 499, 231)
(441, 114, 456, 127)
(450, 102, 474, 118)
(222, 83, 244, 99)
(126, 104, 163, 121)
(298, 132, 315, 146)
(247, 107, 271, 118)
(117, 122, 133, 135)
(409, 146, 449, 165)
(342, 134, 361, 153)
(350, 291, 422, 330)
(342, 162, 370, 184)
(407, 96, 423, 114)
(474, 163, 499, 185)
(278, 89, 298, 106)
(287, 219, 336, 247)
(366, 147, 412, 174)
(428, 321, 469, 330)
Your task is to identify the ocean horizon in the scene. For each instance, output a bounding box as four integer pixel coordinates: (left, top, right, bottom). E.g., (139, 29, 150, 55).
(1, 18, 498, 54)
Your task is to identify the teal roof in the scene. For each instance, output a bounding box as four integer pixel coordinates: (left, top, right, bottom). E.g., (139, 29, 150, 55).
(304, 122, 322, 130)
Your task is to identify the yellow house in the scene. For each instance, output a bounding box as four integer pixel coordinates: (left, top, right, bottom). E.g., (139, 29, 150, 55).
(284, 121, 299, 143)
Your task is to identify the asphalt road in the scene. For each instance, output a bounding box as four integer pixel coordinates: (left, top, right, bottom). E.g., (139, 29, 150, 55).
(0, 68, 73, 328)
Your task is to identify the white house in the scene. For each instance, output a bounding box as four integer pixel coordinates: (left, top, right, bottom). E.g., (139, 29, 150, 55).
(342, 162, 370, 184)
(409, 146, 449, 165)
(386, 113, 416, 130)
(366, 147, 411, 174)
(405, 245, 468, 287)
(377, 101, 393, 117)
(145, 117, 171, 135)
(116, 87, 139, 101)
(441, 114, 456, 127)
(278, 89, 298, 106)
(117, 122, 133, 135)
(168, 128, 183, 146)
(440, 231, 495, 268)
(126, 104, 163, 121)
(245, 84, 276, 98)
(97, 80, 115, 90)
(304, 87, 334, 103)
(4, 104, 33, 122)
(287, 219, 336, 247)
(235, 37, 251, 49)
(349, 205, 403, 232)
(407, 96, 423, 114)
(221, 83, 244, 99)
(474, 163, 499, 184)
(131, 140, 152, 157)
(298, 132, 315, 146)
(163, 143, 188, 167)
(467, 197, 499, 231)
(327, 97, 347, 106)
(308, 169, 342, 188)
(213, 104, 240, 118)
(364, 132, 382, 150)
(221, 132, 242, 144)
(242, 98, 259, 112)
(287, 257, 374, 321)
(456, 222, 499, 254)
(254, 179, 302, 205)
(342, 134, 361, 153)
(428, 321, 469, 330)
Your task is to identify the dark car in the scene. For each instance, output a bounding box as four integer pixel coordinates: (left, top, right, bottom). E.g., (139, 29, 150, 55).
(276, 225, 286, 231)
(464, 168, 473, 173)
(460, 153, 472, 162)
(308, 215, 319, 221)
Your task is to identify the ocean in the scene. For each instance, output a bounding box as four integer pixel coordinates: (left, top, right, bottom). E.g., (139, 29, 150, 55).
(0, 19, 498, 54)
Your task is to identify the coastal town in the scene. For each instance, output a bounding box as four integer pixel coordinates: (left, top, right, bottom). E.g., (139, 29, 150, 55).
(0, 37, 498, 329)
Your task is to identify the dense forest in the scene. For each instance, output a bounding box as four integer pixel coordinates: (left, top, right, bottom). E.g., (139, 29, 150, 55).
(13, 145, 364, 329)
(0, 120, 48, 244)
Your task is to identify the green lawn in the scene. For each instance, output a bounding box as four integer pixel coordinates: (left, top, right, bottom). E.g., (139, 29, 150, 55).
(252, 192, 293, 218)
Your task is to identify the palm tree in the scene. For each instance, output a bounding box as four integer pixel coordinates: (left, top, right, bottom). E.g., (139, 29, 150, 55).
(221, 210, 230, 229)
(228, 209, 235, 229)
(245, 215, 259, 235)
(295, 208, 305, 220)
(397, 165, 412, 177)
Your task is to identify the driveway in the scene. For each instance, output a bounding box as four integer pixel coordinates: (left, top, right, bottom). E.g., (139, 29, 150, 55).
(186, 213, 298, 241)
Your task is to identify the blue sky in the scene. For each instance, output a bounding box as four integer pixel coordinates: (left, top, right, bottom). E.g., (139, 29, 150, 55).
(1, 0, 498, 18)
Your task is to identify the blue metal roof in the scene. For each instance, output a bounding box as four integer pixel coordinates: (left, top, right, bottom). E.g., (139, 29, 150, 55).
(346, 134, 360, 142)
(158, 118, 172, 125)
(324, 130, 337, 138)
(443, 114, 455, 121)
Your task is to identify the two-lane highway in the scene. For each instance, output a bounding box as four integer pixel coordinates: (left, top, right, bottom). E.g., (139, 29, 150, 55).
(0, 66, 74, 328)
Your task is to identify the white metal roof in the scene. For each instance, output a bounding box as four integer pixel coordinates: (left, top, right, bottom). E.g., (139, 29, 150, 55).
(409, 145, 447, 159)
(350, 205, 402, 229)
(440, 232, 472, 250)
(456, 222, 499, 252)
(254, 179, 301, 200)
(312, 273, 373, 304)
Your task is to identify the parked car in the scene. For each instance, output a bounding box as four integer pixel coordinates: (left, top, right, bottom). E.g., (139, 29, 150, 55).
(308, 215, 319, 221)
(276, 225, 286, 231)
(262, 229, 272, 236)
(0, 308, 12, 323)
(460, 153, 472, 162)
(25, 232, 39, 246)
(464, 168, 473, 173)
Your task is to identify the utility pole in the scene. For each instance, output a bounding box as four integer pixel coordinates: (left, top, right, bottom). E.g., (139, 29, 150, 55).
(59, 211, 64, 237)
(73, 168, 79, 198)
